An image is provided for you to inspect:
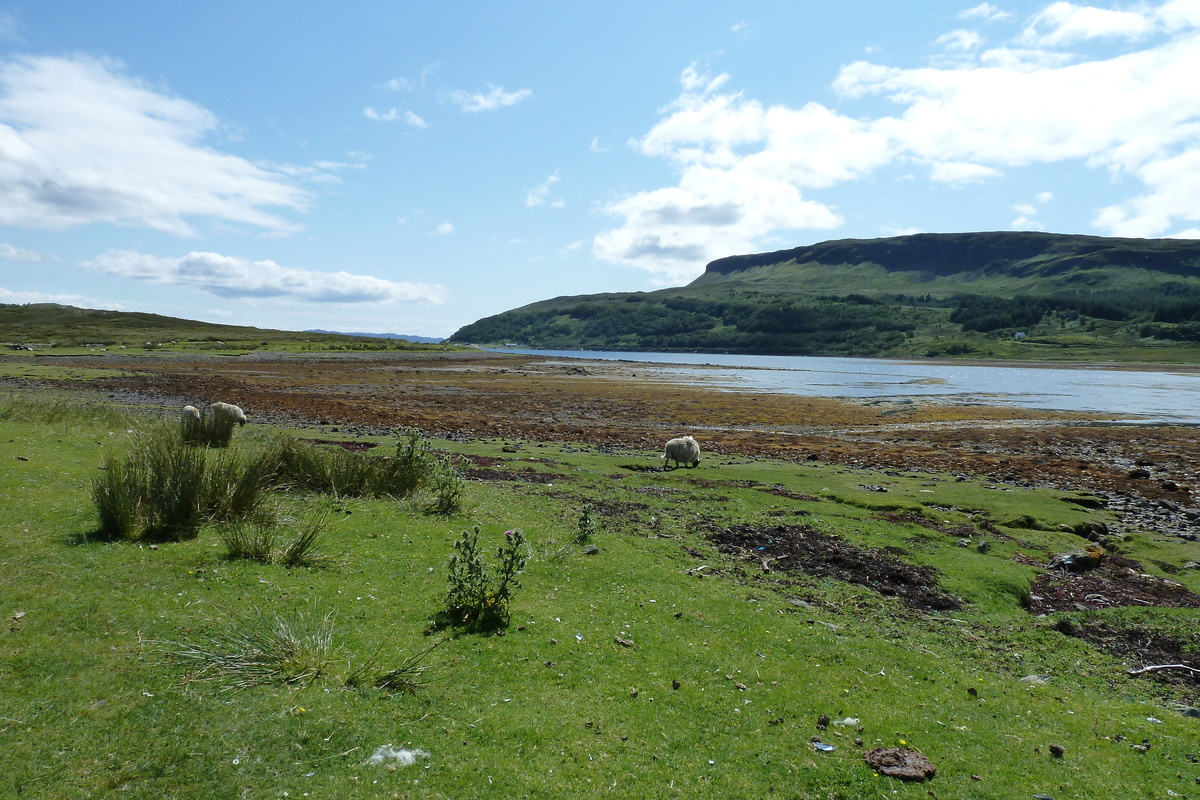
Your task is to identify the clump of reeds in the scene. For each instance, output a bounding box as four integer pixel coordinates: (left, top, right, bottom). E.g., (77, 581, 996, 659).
(91, 424, 277, 541)
(159, 608, 336, 691)
(217, 511, 329, 568)
(264, 428, 462, 507)
(345, 639, 444, 693)
(160, 609, 440, 693)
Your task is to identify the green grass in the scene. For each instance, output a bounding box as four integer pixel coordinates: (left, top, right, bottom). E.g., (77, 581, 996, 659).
(2, 393, 1199, 798)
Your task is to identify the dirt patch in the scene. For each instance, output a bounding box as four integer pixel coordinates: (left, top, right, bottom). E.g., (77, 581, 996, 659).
(629, 486, 688, 497)
(760, 487, 823, 502)
(706, 523, 963, 611)
(1056, 617, 1200, 691)
(463, 467, 569, 484)
(1028, 556, 1200, 614)
(685, 477, 762, 489)
(587, 499, 651, 517)
(880, 511, 980, 539)
(300, 438, 379, 452)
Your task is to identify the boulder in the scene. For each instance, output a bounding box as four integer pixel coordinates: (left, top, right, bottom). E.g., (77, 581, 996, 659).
(1048, 544, 1104, 572)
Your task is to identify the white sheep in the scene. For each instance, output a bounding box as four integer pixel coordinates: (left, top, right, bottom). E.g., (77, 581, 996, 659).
(203, 401, 248, 446)
(663, 435, 701, 469)
(180, 405, 203, 442)
(206, 401, 247, 427)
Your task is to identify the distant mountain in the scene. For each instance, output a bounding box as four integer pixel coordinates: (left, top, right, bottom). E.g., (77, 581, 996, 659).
(448, 231, 1200, 361)
(304, 329, 443, 343)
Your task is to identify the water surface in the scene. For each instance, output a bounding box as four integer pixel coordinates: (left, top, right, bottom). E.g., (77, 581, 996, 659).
(497, 349, 1200, 424)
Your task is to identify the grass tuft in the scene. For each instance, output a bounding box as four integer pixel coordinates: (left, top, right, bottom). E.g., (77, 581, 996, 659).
(159, 608, 336, 691)
(345, 639, 444, 693)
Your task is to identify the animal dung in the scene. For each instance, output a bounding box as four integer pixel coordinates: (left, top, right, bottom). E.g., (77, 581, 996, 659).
(864, 747, 937, 781)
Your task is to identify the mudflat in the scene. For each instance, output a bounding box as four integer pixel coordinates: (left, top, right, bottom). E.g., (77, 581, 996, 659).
(25, 348, 1198, 509)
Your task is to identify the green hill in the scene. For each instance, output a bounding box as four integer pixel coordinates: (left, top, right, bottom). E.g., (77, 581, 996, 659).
(0, 303, 446, 352)
(448, 232, 1200, 361)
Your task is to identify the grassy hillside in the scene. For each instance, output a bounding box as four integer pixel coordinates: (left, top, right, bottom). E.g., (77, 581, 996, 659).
(0, 303, 452, 352)
(449, 232, 1200, 361)
(3, 389, 1200, 798)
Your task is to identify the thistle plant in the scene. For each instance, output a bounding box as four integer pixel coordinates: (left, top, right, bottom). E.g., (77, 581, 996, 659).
(443, 526, 527, 631)
(575, 503, 598, 544)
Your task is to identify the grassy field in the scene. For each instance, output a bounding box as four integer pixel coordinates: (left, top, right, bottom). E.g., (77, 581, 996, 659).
(2, 389, 1199, 799)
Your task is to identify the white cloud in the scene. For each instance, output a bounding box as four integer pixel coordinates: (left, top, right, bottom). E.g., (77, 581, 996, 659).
(882, 225, 925, 236)
(525, 171, 563, 208)
(594, 67, 893, 280)
(433, 222, 454, 235)
(1010, 215, 1046, 230)
(590, 136, 610, 153)
(959, 3, 1010, 22)
(1158, 0, 1200, 30)
(937, 29, 985, 51)
(448, 84, 532, 113)
(364, 106, 427, 128)
(85, 250, 446, 305)
(382, 64, 439, 93)
(0, 242, 43, 262)
(0, 286, 121, 307)
(595, 4, 1200, 280)
(383, 77, 415, 93)
(1020, 2, 1156, 46)
(0, 55, 312, 236)
(1092, 146, 1200, 236)
(364, 106, 400, 121)
(930, 161, 1003, 182)
(1010, 191, 1054, 229)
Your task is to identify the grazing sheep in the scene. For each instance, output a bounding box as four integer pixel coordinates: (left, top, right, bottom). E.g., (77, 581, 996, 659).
(203, 401, 248, 446)
(663, 435, 701, 469)
(207, 402, 248, 426)
(180, 405, 203, 442)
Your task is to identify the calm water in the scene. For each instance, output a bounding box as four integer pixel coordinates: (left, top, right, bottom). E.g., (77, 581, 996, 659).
(497, 349, 1200, 424)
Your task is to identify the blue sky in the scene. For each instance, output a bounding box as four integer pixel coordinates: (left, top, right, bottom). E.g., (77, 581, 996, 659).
(1, 1, 1198, 338)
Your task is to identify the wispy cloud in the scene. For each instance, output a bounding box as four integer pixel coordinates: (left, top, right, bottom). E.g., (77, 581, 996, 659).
(382, 63, 440, 92)
(525, 171, 564, 208)
(0, 286, 121, 307)
(363, 106, 427, 128)
(595, 3, 1200, 280)
(959, 3, 1010, 22)
(1019, 2, 1155, 46)
(86, 250, 446, 304)
(448, 84, 532, 113)
(0, 12, 22, 42)
(936, 29, 984, 51)
(0, 243, 44, 262)
(0, 55, 315, 236)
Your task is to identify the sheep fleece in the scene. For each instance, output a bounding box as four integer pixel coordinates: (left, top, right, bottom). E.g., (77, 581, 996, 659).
(663, 436, 700, 468)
